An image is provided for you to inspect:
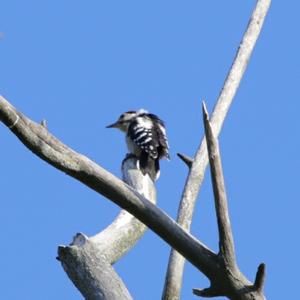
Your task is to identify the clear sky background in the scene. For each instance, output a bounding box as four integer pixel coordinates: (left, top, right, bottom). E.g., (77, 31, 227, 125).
(0, 1, 297, 299)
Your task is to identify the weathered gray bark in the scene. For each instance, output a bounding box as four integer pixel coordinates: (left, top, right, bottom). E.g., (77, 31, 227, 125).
(58, 233, 132, 300)
(57, 155, 156, 299)
(162, 0, 271, 299)
(0, 95, 266, 299)
(192, 104, 266, 300)
(89, 156, 156, 264)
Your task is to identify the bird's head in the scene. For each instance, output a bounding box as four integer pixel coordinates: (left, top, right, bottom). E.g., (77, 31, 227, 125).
(106, 109, 148, 132)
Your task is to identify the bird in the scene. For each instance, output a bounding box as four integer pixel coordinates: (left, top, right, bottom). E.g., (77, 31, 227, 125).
(106, 109, 170, 181)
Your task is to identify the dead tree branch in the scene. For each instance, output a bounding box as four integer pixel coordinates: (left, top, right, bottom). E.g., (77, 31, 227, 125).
(202, 102, 236, 269)
(162, 0, 271, 299)
(0, 95, 217, 281)
(1, 95, 266, 299)
(191, 103, 266, 299)
(57, 155, 156, 299)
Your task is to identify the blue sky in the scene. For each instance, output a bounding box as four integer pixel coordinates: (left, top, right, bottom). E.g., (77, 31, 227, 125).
(0, 1, 298, 299)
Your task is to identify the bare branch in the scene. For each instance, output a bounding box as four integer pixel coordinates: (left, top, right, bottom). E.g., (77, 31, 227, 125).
(89, 155, 157, 264)
(162, 0, 271, 298)
(203, 102, 236, 268)
(1, 96, 268, 299)
(0, 95, 217, 279)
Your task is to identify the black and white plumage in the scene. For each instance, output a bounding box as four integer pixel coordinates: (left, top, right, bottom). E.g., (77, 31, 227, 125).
(106, 109, 170, 181)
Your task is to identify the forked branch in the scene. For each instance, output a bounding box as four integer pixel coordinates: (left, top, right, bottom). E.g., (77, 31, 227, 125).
(0, 95, 217, 281)
(57, 155, 156, 299)
(162, 0, 271, 299)
(1, 96, 266, 299)
(191, 104, 266, 299)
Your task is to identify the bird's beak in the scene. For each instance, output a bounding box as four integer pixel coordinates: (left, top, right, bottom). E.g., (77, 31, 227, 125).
(106, 121, 119, 128)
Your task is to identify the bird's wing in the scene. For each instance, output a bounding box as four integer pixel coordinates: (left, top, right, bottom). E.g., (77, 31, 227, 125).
(156, 122, 170, 160)
(146, 113, 170, 160)
(128, 119, 159, 159)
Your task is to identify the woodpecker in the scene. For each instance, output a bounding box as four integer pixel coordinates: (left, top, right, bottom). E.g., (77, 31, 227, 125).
(106, 109, 170, 181)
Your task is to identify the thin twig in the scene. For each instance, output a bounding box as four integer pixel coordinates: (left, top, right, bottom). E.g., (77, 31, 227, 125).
(162, 0, 271, 298)
(177, 153, 194, 168)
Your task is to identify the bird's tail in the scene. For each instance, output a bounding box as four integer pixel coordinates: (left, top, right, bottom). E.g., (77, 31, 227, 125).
(139, 152, 160, 182)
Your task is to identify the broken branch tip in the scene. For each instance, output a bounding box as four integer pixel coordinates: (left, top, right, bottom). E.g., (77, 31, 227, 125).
(193, 287, 221, 297)
(40, 119, 47, 128)
(202, 101, 209, 119)
(254, 262, 266, 292)
(177, 153, 193, 168)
